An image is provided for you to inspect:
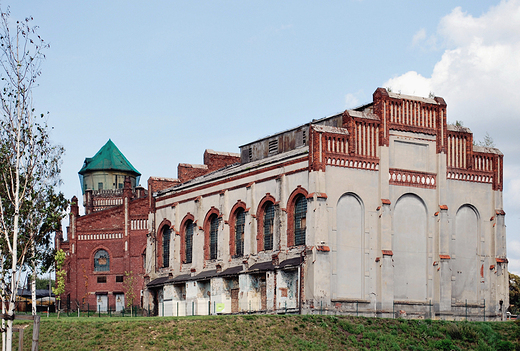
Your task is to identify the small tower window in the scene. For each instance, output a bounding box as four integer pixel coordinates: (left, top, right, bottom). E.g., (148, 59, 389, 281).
(185, 220, 194, 264)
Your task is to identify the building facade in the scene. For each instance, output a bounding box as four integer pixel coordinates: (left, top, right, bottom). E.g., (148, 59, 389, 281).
(144, 88, 508, 320)
(59, 140, 151, 312)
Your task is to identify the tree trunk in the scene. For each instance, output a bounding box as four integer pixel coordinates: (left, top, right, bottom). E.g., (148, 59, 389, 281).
(31, 242, 37, 316)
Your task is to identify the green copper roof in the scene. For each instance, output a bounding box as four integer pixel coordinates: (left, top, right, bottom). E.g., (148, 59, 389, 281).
(78, 139, 141, 176)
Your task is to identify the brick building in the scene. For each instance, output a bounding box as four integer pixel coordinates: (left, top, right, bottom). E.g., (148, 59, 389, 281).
(58, 140, 150, 312)
(144, 88, 508, 320)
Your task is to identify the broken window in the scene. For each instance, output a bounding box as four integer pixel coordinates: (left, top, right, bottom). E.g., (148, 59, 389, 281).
(185, 220, 194, 264)
(294, 195, 307, 246)
(210, 216, 219, 259)
(263, 202, 274, 251)
(94, 249, 110, 272)
(235, 208, 245, 257)
(162, 226, 171, 268)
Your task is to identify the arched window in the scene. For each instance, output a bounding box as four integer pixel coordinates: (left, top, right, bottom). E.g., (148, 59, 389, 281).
(185, 220, 194, 264)
(235, 208, 245, 257)
(94, 249, 110, 272)
(263, 202, 274, 251)
(286, 187, 308, 247)
(162, 226, 171, 268)
(294, 195, 307, 246)
(209, 215, 219, 259)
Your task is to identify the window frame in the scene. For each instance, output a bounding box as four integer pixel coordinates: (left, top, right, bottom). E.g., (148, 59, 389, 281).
(256, 194, 277, 253)
(228, 201, 247, 258)
(180, 214, 195, 264)
(286, 187, 309, 247)
(94, 249, 110, 272)
(204, 207, 221, 260)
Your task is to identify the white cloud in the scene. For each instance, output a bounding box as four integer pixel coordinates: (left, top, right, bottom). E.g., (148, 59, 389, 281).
(383, 0, 520, 273)
(412, 28, 426, 46)
(384, 71, 432, 97)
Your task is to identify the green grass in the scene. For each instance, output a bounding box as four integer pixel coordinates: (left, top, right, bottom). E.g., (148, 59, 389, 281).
(11, 314, 520, 350)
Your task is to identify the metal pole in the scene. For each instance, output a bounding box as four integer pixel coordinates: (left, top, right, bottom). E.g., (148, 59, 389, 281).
(177, 302, 179, 317)
(465, 300, 467, 321)
(429, 300, 432, 319)
(483, 299, 485, 322)
(356, 302, 359, 317)
(192, 301, 194, 316)
(208, 300, 210, 315)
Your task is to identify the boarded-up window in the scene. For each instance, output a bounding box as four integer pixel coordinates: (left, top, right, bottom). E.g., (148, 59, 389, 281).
(94, 249, 110, 272)
(235, 209, 245, 257)
(294, 195, 307, 246)
(264, 203, 274, 251)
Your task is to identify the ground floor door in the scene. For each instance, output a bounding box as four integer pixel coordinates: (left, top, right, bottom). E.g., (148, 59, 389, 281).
(115, 294, 125, 312)
(97, 294, 108, 312)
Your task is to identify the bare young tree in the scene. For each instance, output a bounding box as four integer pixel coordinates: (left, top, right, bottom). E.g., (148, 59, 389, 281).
(0, 8, 63, 351)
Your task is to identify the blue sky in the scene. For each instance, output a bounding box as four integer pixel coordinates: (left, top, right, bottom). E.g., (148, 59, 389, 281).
(6, 1, 520, 273)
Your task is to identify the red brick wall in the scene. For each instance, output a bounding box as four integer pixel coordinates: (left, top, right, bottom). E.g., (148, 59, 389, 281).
(203, 150, 240, 172)
(63, 196, 148, 311)
(177, 163, 209, 183)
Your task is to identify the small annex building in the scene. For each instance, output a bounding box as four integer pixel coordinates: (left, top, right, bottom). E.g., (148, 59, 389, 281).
(58, 140, 151, 312)
(144, 88, 508, 320)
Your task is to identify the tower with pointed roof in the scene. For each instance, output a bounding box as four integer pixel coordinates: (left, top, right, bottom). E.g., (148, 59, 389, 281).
(78, 140, 143, 214)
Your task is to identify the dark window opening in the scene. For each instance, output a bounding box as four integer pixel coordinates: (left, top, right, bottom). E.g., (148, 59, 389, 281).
(97, 276, 107, 283)
(94, 249, 110, 272)
(116, 275, 124, 283)
(248, 147, 253, 161)
(235, 209, 245, 257)
(294, 195, 307, 246)
(210, 216, 219, 260)
(162, 227, 171, 268)
(98, 182, 103, 191)
(185, 220, 194, 264)
(263, 202, 274, 251)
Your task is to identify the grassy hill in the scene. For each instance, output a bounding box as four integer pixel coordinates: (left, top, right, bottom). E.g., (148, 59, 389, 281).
(13, 314, 520, 350)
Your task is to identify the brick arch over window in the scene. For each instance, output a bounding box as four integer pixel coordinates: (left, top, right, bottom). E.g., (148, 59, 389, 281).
(256, 194, 277, 253)
(180, 213, 195, 264)
(204, 207, 221, 260)
(157, 219, 172, 269)
(286, 186, 309, 247)
(228, 201, 247, 257)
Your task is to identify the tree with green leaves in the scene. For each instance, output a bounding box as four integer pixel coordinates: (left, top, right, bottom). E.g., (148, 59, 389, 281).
(0, 8, 64, 350)
(509, 272, 520, 315)
(52, 249, 66, 318)
(123, 271, 137, 316)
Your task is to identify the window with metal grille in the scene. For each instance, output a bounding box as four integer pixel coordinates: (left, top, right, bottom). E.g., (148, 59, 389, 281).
(210, 216, 219, 259)
(294, 195, 307, 246)
(268, 139, 278, 156)
(248, 147, 253, 161)
(185, 220, 194, 264)
(94, 249, 110, 272)
(162, 227, 171, 268)
(263, 202, 274, 250)
(235, 209, 245, 257)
